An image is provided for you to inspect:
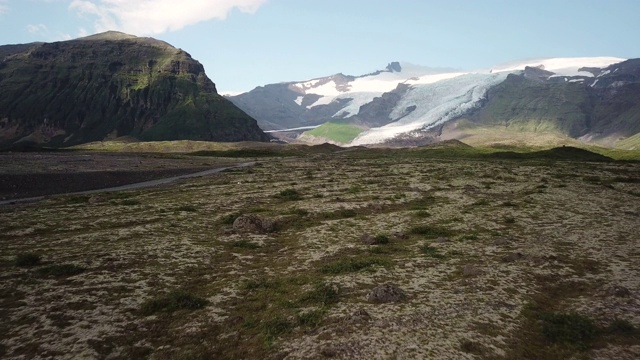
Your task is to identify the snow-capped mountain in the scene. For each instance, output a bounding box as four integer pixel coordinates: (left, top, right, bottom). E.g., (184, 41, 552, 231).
(227, 57, 640, 147)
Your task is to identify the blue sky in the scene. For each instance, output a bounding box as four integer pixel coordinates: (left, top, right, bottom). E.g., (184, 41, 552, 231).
(1, 0, 639, 93)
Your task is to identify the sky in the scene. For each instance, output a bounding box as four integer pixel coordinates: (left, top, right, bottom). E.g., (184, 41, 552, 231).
(1, 0, 639, 94)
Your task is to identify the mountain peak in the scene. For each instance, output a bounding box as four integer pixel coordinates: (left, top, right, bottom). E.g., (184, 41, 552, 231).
(386, 62, 402, 72)
(77, 31, 138, 41)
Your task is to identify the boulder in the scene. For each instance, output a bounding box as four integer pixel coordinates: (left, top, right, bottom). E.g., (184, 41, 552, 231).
(349, 308, 372, 324)
(232, 214, 275, 234)
(360, 233, 376, 245)
(462, 265, 483, 277)
(367, 283, 406, 303)
(501, 252, 524, 263)
(606, 285, 631, 298)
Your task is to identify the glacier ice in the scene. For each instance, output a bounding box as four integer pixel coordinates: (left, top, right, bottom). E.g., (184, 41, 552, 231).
(350, 72, 508, 145)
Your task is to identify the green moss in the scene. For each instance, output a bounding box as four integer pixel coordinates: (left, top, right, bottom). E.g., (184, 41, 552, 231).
(140, 290, 208, 315)
(541, 312, 599, 350)
(299, 283, 340, 306)
(228, 240, 260, 249)
(15, 253, 42, 267)
(304, 122, 364, 144)
(410, 225, 454, 238)
(419, 244, 445, 259)
(37, 264, 85, 277)
(320, 257, 390, 274)
(276, 189, 301, 201)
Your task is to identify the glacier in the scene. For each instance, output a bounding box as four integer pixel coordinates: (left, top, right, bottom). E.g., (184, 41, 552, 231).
(349, 57, 625, 145)
(350, 72, 509, 145)
(233, 57, 627, 145)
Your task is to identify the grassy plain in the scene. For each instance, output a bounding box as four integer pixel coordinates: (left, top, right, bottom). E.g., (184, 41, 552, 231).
(0, 144, 639, 359)
(303, 122, 365, 144)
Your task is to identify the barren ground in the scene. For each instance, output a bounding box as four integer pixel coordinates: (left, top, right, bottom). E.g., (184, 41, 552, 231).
(0, 152, 236, 200)
(1, 150, 639, 359)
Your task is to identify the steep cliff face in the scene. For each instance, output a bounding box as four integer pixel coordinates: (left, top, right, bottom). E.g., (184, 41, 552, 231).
(0, 31, 269, 147)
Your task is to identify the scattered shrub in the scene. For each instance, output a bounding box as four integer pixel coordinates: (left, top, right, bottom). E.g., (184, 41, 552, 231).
(141, 290, 208, 315)
(541, 312, 599, 349)
(263, 317, 294, 340)
(420, 244, 445, 259)
(607, 318, 636, 335)
(461, 234, 479, 241)
(120, 199, 141, 206)
(299, 283, 339, 306)
(287, 208, 309, 217)
(410, 225, 453, 238)
(320, 208, 357, 220)
(296, 309, 326, 327)
(176, 205, 197, 212)
(228, 240, 260, 249)
(220, 212, 241, 225)
(320, 257, 389, 274)
(471, 199, 490, 206)
(414, 210, 431, 218)
(242, 278, 282, 291)
(15, 253, 42, 267)
(460, 340, 484, 355)
(37, 264, 85, 277)
(276, 189, 301, 201)
(373, 234, 390, 244)
(66, 195, 90, 204)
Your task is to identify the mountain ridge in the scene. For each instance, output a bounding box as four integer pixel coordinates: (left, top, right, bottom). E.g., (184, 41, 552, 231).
(0, 31, 269, 148)
(227, 57, 639, 148)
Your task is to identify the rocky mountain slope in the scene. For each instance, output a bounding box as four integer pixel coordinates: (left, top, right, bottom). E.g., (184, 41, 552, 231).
(433, 59, 640, 148)
(228, 58, 640, 148)
(0, 31, 269, 148)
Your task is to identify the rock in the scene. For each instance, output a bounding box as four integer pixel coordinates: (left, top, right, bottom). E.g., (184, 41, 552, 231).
(462, 265, 483, 277)
(320, 346, 338, 358)
(349, 308, 372, 324)
(367, 283, 406, 303)
(232, 214, 275, 234)
(606, 285, 631, 298)
(501, 252, 524, 263)
(360, 233, 376, 245)
(463, 185, 480, 194)
(392, 232, 408, 241)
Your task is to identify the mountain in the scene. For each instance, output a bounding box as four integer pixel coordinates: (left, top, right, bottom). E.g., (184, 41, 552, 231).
(227, 62, 457, 131)
(0, 31, 269, 148)
(438, 58, 640, 148)
(227, 57, 640, 149)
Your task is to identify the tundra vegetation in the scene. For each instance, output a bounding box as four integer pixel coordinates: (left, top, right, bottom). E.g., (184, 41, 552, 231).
(0, 142, 638, 359)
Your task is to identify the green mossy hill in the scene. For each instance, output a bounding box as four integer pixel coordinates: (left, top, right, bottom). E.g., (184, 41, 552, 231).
(0, 31, 269, 148)
(461, 60, 640, 142)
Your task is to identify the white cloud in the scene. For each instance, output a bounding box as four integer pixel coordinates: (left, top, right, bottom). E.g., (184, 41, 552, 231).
(69, 0, 267, 35)
(27, 23, 48, 34)
(0, 0, 9, 15)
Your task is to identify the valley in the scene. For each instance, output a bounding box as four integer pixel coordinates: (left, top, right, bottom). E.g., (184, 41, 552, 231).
(1, 144, 639, 359)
